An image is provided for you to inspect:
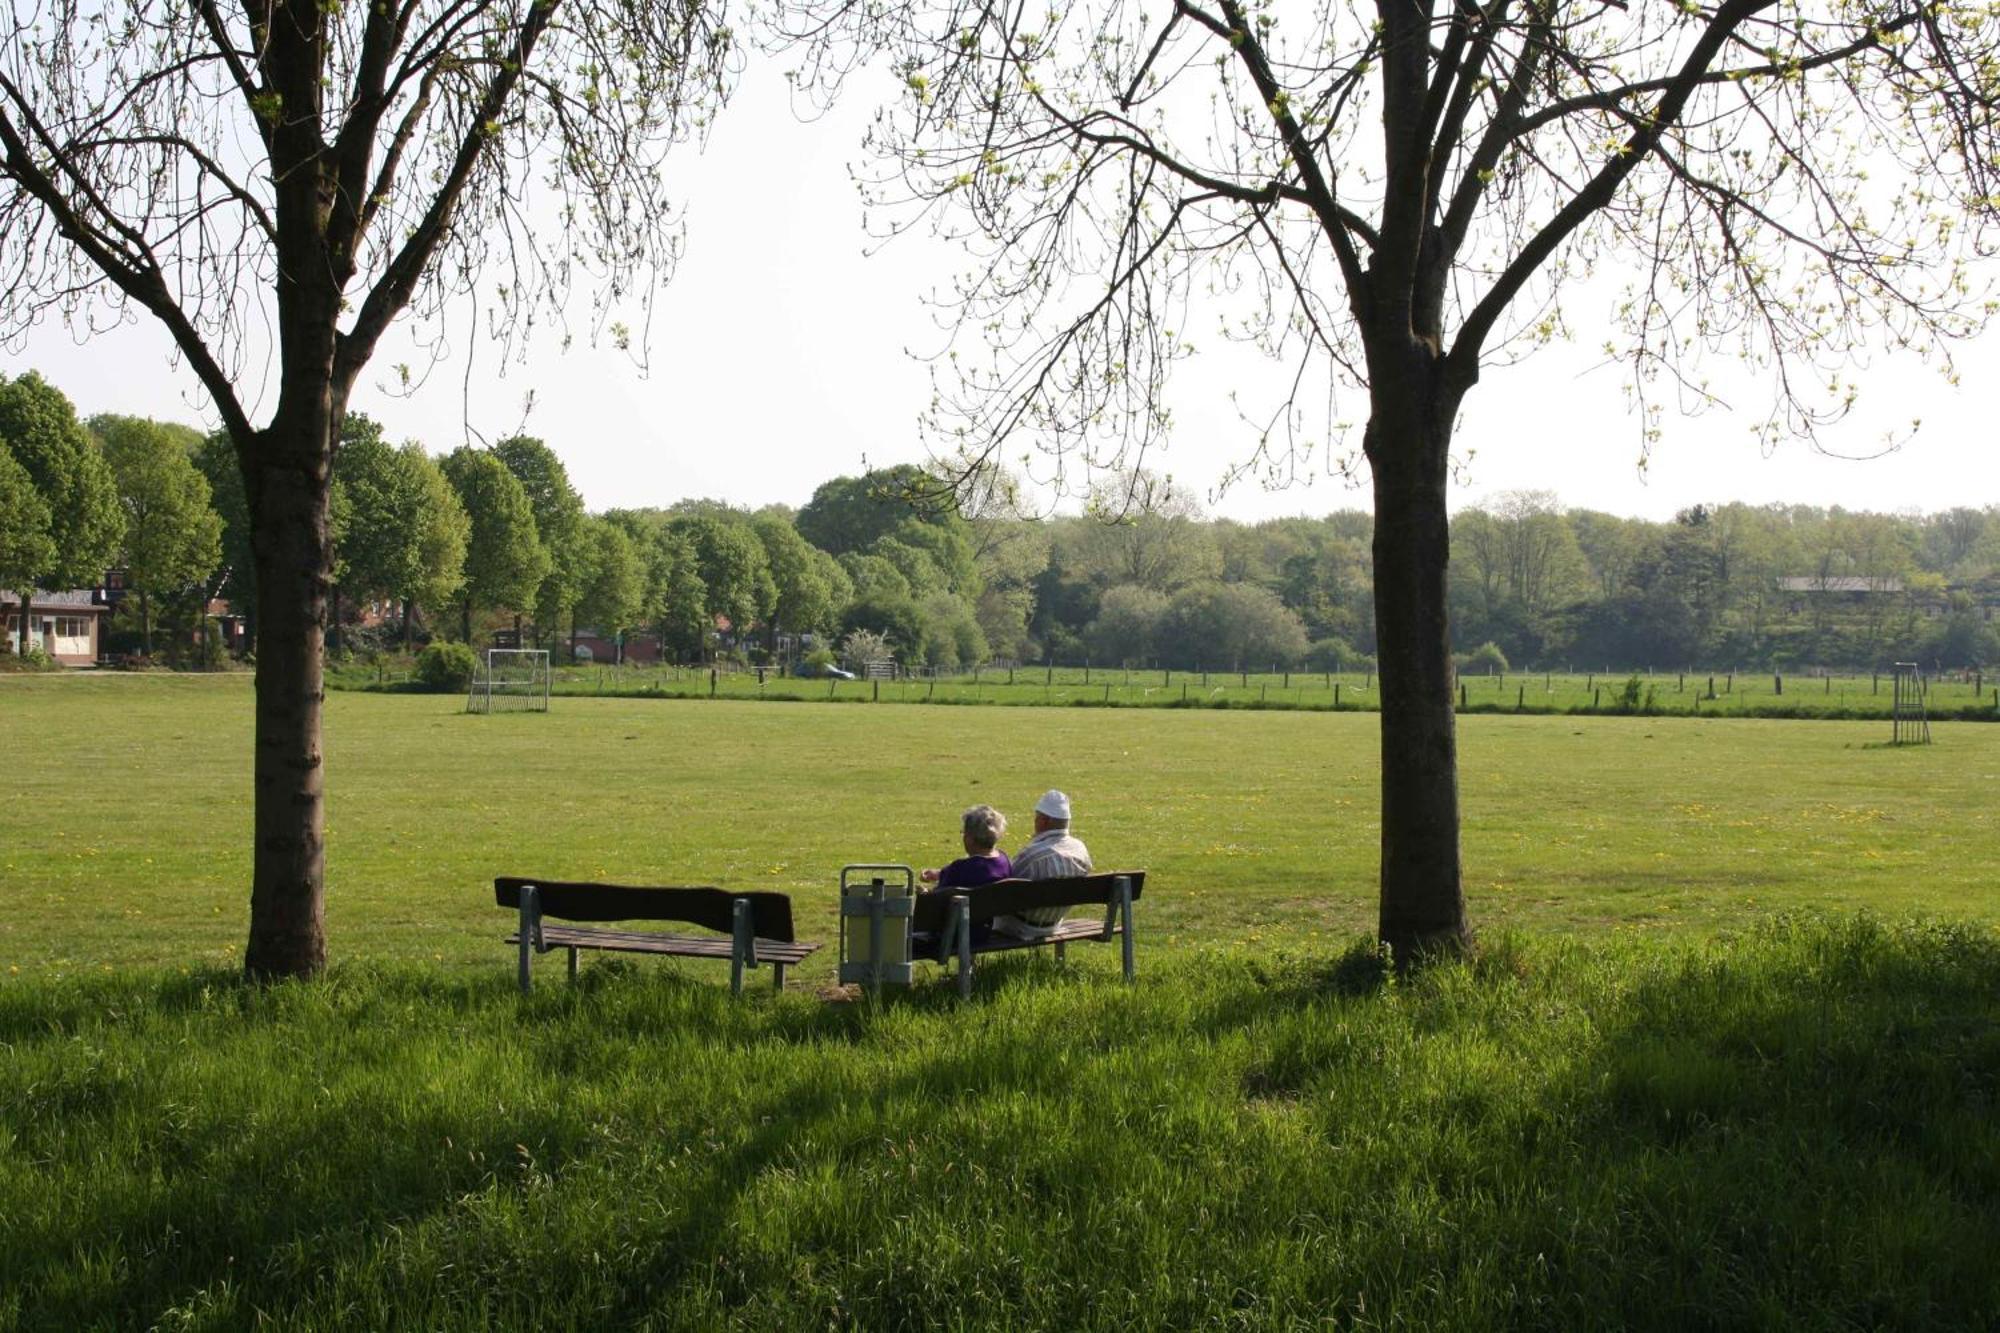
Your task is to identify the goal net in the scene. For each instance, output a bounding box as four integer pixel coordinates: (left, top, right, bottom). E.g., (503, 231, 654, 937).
(467, 649, 551, 713)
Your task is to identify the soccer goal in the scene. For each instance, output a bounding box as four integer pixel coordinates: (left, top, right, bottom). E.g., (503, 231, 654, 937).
(467, 648, 551, 713)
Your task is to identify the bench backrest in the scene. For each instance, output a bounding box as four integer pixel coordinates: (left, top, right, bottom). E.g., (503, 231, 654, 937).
(495, 878, 797, 942)
(910, 872, 1145, 934)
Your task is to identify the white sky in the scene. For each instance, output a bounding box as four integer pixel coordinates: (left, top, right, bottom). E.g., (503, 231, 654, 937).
(7, 55, 1998, 525)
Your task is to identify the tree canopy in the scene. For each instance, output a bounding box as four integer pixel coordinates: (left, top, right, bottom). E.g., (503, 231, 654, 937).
(783, 0, 2000, 955)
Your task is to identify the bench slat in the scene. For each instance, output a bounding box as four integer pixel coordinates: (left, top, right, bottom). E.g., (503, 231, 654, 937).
(508, 928, 819, 964)
(496, 878, 797, 941)
(909, 872, 1145, 934)
(911, 915, 1115, 961)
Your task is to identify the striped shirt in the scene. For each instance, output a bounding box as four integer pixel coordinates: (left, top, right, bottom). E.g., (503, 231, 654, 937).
(998, 827, 1093, 934)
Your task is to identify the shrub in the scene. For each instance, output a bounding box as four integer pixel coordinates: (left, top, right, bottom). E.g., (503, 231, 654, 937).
(1458, 640, 1510, 675)
(1306, 637, 1351, 671)
(413, 640, 477, 693)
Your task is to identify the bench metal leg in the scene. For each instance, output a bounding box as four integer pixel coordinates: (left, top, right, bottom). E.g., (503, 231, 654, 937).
(953, 895, 973, 999)
(1117, 876, 1135, 982)
(773, 962, 786, 991)
(1054, 938, 1066, 963)
(567, 946, 578, 983)
(517, 885, 541, 995)
(731, 897, 757, 997)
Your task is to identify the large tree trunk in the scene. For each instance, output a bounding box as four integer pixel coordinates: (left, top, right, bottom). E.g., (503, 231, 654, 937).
(242, 421, 333, 979)
(1366, 368, 1470, 960)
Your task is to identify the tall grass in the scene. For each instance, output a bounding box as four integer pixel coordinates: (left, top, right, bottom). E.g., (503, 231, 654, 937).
(4, 915, 1997, 1329)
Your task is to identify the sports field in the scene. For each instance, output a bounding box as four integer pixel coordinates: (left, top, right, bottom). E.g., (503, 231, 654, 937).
(337, 657, 2000, 721)
(2, 672, 1994, 974)
(3, 675, 1997, 1329)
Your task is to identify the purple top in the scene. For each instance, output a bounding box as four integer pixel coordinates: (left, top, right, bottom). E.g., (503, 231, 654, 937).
(934, 851, 1013, 890)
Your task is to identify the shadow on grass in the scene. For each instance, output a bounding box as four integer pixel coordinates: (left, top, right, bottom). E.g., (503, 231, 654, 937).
(4, 914, 1998, 1328)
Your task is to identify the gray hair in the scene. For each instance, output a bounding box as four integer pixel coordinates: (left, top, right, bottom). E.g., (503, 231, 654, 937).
(961, 803, 1007, 850)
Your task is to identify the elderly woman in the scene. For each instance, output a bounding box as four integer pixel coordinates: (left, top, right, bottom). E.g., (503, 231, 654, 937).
(918, 803, 1013, 891)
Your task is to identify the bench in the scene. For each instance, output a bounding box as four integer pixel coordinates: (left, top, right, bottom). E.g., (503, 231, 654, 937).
(496, 878, 820, 995)
(908, 872, 1144, 997)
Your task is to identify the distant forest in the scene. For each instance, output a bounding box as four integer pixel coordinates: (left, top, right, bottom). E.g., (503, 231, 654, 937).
(6, 370, 1997, 673)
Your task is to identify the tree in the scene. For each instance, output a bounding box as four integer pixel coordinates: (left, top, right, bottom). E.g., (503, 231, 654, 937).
(0, 2, 728, 977)
(193, 432, 257, 652)
(332, 429, 467, 648)
(0, 373, 123, 655)
(1087, 584, 1169, 666)
(573, 516, 644, 659)
(754, 515, 843, 653)
(493, 436, 588, 647)
(671, 515, 775, 648)
(94, 415, 223, 655)
(0, 445, 55, 618)
(398, 447, 472, 647)
(1160, 582, 1309, 671)
(795, 0, 2000, 954)
(796, 464, 938, 555)
(441, 447, 548, 645)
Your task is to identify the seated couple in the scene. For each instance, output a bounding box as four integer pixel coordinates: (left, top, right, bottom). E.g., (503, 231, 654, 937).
(917, 789, 1091, 939)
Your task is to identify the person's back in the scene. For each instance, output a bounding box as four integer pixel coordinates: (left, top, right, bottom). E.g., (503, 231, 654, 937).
(921, 804, 1013, 893)
(998, 789, 1092, 937)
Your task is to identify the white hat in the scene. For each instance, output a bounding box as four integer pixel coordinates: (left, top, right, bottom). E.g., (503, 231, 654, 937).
(1034, 789, 1072, 821)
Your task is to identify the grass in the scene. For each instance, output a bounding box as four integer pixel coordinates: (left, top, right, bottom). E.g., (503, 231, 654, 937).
(3, 675, 1999, 1328)
(2, 917, 1997, 1329)
(2, 673, 1996, 975)
(329, 658, 2000, 722)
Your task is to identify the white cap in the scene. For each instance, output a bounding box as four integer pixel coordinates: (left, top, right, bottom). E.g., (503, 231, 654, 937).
(1034, 789, 1072, 821)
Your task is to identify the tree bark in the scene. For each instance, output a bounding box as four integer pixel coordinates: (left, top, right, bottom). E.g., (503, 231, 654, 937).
(1366, 359, 1471, 960)
(140, 590, 153, 656)
(241, 423, 334, 979)
(402, 598, 414, 650)
(15, 592, 30, 656)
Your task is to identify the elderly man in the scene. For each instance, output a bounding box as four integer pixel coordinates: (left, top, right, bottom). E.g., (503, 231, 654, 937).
(996, 789, 1093, 937)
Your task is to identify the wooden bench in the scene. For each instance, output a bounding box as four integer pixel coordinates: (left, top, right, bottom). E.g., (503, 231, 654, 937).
(909, 872, 1144, 997)
(496, 878, 819, 995)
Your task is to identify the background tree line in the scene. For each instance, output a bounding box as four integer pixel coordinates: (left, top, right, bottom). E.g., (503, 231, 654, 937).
(8, 370, 1997, 673)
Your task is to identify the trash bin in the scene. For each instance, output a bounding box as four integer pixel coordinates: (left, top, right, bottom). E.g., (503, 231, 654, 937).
(838, 864, 917, 992)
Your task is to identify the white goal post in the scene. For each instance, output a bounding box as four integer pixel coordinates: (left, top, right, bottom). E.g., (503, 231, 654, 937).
(467, 649, 551, 713)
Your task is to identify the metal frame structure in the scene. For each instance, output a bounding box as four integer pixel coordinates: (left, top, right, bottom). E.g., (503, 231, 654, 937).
(838, 864, 917, 995)
(468, 648, 551, 713)
(1891, 662, 1931, 745)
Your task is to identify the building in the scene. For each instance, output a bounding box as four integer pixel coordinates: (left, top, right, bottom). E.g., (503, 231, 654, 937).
(2, 590, 110, 665)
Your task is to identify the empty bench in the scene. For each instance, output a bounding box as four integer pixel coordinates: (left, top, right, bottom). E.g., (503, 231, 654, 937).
(909, 872, 1144, 997)
(497, 878, 820, 995)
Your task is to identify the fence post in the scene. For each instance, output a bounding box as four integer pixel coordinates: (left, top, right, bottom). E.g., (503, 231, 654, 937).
(1774, 673, 1782, 696)
(1459, 683, 1467, 710)
(1517, 685, 1524, 712)
(872, 679, 879, 702)
(1593, 687, 1601, 710)
(709, 668, 716, 697)
(1334, 683, 1341, 709)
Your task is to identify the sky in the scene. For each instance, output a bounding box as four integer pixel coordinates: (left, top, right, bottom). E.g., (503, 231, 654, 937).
(7, 53, 1998, 526)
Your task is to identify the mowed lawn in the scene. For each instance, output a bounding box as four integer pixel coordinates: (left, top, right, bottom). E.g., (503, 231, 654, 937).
(4, 676, 2000, 1329)
(1, 672, 1994, 974)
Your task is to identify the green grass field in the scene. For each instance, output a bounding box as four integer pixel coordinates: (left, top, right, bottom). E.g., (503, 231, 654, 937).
(333, 657, 2000, 722)
(3, 675, 1998, 1328)
(5, 672, 1999, 975)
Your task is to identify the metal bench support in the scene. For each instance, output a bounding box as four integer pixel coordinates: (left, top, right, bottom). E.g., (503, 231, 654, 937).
(1117, 875, 1135, 982)
(567, 946, 578, 983)
(517, 884, 542, 994)
(730, 896, 759, 996)
(953, 894, 974, 999)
